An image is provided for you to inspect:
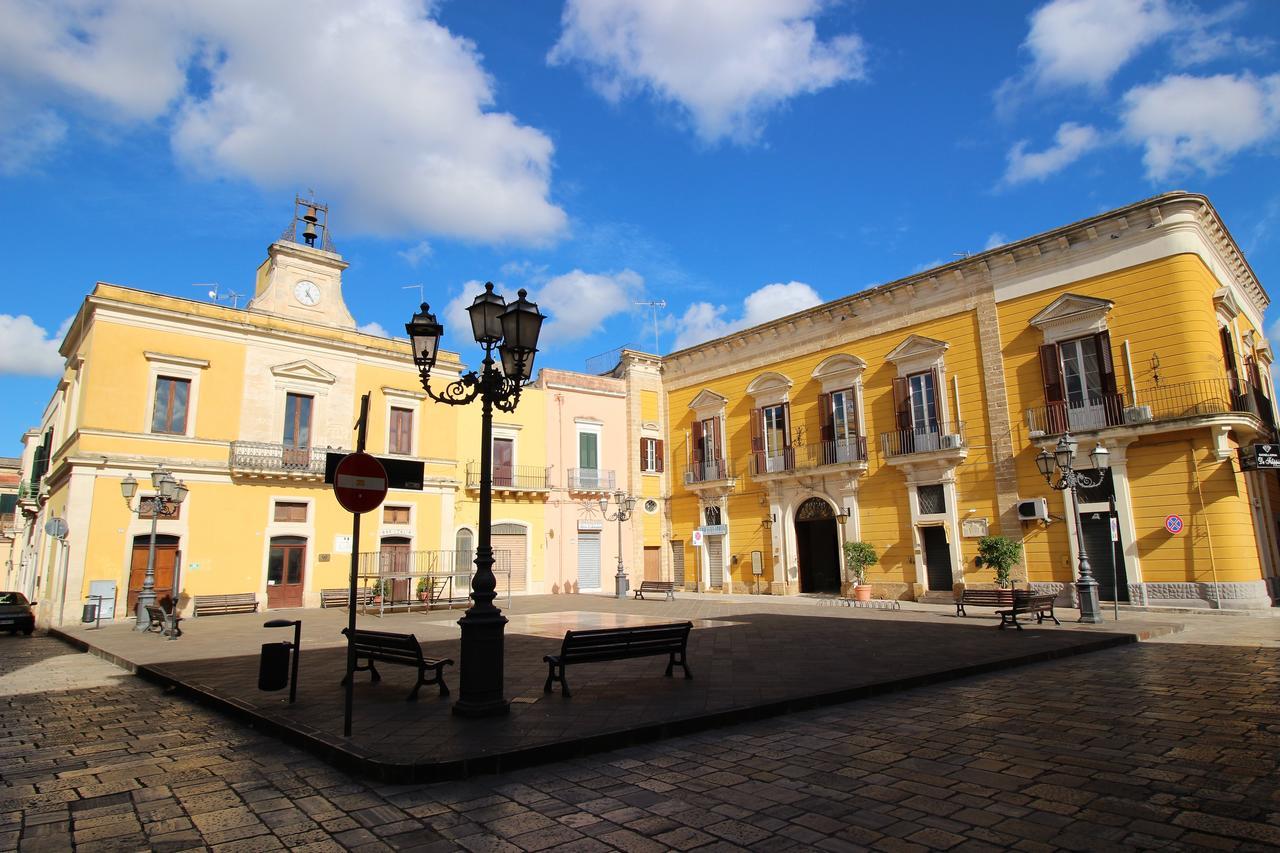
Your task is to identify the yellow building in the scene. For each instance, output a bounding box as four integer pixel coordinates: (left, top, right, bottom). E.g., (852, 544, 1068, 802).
(9, 201, 574, 625)
(660, 192, 1280, 609)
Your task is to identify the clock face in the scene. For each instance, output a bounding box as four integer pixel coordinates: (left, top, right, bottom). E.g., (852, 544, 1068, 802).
(294, 280, 320, 306)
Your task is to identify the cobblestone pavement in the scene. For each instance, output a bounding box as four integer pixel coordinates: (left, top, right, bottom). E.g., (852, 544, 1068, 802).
(2, 632, 1278, 852)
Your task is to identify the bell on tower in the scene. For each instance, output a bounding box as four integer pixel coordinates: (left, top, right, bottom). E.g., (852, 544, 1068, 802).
(281, 194, 335, 252)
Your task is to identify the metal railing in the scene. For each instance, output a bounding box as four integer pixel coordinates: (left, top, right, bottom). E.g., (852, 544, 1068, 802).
(751, 436, 870, 476)
(17, 480, 39, 501)
(355, 548, 512, 614)
(749, 447, 795, 476)
(229, 441, 344, 476)
(567, 468, 616, 491)
(881, 420, 966, 458)
(465, 462, 551, 490)
(683, 457, 734, 485)
(1025, 378, 1269, 435)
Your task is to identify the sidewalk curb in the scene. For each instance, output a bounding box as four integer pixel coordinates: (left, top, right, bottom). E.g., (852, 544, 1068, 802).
(50, 625, 1144, 784)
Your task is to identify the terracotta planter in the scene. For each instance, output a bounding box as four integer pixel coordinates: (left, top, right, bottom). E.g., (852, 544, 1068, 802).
(417, 592, 428, 602)
(854, 584, 872, 602)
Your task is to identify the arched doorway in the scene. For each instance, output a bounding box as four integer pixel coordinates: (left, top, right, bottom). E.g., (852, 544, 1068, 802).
(794, 497, 841, 593)
(128, 534, 180, 615)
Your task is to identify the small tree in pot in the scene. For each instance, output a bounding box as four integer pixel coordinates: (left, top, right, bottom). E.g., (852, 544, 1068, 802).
(843, 541, 878, 601)
(974, 536, 1022, 589)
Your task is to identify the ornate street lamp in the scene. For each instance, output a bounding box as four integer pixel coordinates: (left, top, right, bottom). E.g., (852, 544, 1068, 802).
(1036, 433, 1110, 624)
(599, 491, 637, 599)
(120, 467, 188, 630)
(406, 282, 544, 717)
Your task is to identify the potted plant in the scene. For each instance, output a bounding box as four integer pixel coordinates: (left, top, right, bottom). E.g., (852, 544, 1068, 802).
(843, 541, 878, 602)
(416, 576, 430, 602)
(974, 535, 1023, 590)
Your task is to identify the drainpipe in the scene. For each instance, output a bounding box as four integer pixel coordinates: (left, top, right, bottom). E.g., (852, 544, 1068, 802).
(1189, 440, 1221, 607)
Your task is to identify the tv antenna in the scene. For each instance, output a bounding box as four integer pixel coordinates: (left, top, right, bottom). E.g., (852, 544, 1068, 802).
(634, 299, 666, 355)
(195, 283, 245, 308)
(402, 284, 424, 303)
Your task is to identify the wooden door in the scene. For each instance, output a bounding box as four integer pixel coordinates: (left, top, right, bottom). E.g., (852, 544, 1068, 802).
(644, 546, 661, 581)
(381, 538, 411, 603)
(127, 535, 179, 615)
(493, 438, 514, 486)
(921, 526, 953, 592)
(267, 536, 306, 609)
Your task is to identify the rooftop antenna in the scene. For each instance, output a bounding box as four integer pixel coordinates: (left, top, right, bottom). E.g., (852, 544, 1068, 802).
(194, 283, 245, 308)
(634, 299, 666, 355)
(403, 284, 424, 303)
(953, 251, 971, 260)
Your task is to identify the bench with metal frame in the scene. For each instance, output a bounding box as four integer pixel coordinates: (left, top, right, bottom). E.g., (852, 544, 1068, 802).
(320, 588, 374, 608)
(996, 592, 1061, 630)
(634, 580, 676, 601)
(341, 627, 453, 700)
(543, 621, 693, 698)
(955, 588, 1016, 617)
(192, 593, 259, 617)
(143, 604, 182, 638)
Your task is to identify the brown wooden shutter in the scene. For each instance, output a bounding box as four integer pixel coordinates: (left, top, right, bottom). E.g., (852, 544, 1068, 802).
(690, 420, 703, 464)
(892, 377, 911, 430)
(1220, 326, 1238, 383)
(930, 368, 942, 425)
(781, 402, 792, 447)
(819, 393, 833, 442)
(1094, 331, 1116, 395)
(1039, 343, 1064, 403)
(710, 416, 721, 459)
(639, 439, 647, 469)
(656, 440, 664, 472)
(749, 408, 762, 452)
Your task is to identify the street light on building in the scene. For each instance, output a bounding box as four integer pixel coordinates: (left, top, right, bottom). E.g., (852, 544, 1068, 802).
(120, 467, 188, 630)
(598, 491, 637, 599)
(1036, 434, 1109, 624)
(405, 283, 544, 717)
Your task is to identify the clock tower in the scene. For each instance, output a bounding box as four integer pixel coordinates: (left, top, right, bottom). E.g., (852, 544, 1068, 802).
(247, 197, 357, 329)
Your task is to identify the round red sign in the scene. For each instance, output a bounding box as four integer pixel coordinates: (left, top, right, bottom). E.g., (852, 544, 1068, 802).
(333, 452, 388, 514)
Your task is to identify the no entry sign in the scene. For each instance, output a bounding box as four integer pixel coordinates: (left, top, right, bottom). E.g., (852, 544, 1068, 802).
(333, 452, 388, 514)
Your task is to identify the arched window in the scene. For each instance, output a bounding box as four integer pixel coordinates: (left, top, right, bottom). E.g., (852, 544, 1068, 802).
(455, 528, 473, 574)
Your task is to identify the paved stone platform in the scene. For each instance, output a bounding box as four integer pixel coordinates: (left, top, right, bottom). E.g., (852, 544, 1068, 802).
(50, 594, 1162, 782)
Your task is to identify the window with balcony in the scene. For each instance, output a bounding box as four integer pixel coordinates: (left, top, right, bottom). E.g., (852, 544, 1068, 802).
(283, 393, 314, 467)
(818, 388, 865, 464)
(1039, 332, 1121, 432)
(576, 428, 601, 489)
(493, 437, 514, 487)
(641, 437, 664, 473)
(389, 406, 413, 455)
(751, 403, 792, 473)
(151, 376, 190, 434)
(692, 416, 723, 480)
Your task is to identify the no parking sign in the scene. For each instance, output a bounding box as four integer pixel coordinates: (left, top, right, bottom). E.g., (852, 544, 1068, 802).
(1164, 514, 1184, 535)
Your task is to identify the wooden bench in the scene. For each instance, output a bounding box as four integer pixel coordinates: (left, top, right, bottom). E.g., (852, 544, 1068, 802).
(192, 593, 259, 617)
(634, 580, 675, 601)
(341, 628, 453, 700)
(544, 621, 693, 698)
(996, 592, 1061, 630)
(955, 588, 1015, 617)
(320, 588, 373, 608)
(143, 604, 182, 638)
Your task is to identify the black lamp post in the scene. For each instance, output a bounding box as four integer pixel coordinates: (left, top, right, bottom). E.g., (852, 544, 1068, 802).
(598, 491, 637, 599)
(1036, 434, 1109, 624)
(406, 282, 543, 717)
(120, 468, 188, 630)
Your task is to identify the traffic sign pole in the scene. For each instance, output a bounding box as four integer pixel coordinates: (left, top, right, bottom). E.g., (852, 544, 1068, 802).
(343, 393, 371, 738)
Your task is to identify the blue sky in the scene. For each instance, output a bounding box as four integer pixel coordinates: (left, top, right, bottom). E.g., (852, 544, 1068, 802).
(2, 0, 1279, 457)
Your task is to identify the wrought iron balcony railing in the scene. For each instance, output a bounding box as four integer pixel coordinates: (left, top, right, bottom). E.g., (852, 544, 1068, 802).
(567, 468, 616, 491)
(1025, 378, 1270, 436)
(465, 463, 551, 491)
(17, 480, 40, 501)
(229, 441, 343, 476)
(749, 447, 795, 476)
(751, 436, 870, 476)
(881, 420, 967, 458)
(683, 457, 734, 485)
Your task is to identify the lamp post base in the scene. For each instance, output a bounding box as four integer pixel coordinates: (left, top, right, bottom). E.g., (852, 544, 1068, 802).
(615, 569, 629, 600)
(134, 592, 156, 631)
(452, 609, 510, 718)
(1075, 578, 1103, 624)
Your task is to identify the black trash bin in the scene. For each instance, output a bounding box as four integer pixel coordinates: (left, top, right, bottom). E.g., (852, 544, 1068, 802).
(81, 603, 98, 623)
(258, 642, 291, 691)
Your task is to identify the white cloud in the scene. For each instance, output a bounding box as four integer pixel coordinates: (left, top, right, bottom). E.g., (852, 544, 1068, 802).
(398, 242, 433, 268)
(1003, 122, 1102, 185)
(0, 1, 566, 244)
(358, 321, 390, 338)
(1121, 73, 1280, 179)
(0, 315, 69, 377)
(549, 0, 865, 144)
(674, 281, 823, 350)
(1022, 0, 1176, 91)
(984, 232, 1009, 250)
(0, 100, 66, 176)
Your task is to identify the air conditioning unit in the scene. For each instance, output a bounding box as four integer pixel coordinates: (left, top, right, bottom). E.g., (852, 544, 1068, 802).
(1017, 498, 1049, 521)
(1124, 405, 1153, 424)
(683, 471, 696, 485)
(941, 433, 963, 449)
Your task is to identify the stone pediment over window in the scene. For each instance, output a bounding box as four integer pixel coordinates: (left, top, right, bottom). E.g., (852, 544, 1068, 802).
(811, 354, 866, 391)
(886, 335, 948, 376)
(745, 372, 793, 406)
(688, 389, 728, 419)
(1029, 294, 1113, 342)
(271, 359, 337, 386)
(1212, 286, 1243, 324)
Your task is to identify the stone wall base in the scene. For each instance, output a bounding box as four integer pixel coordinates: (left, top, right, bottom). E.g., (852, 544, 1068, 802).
(1030, 579, 1274, 610)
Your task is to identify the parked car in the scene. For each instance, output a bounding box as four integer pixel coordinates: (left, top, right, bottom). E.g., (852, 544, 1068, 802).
(0, 591, 35, 635)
